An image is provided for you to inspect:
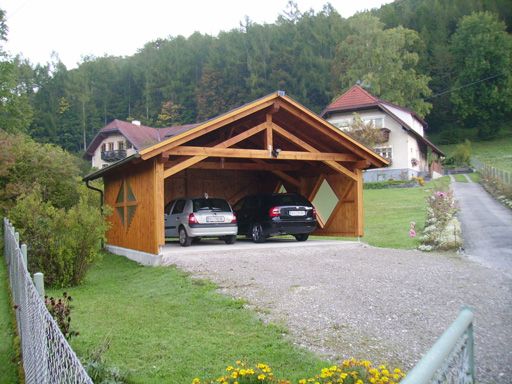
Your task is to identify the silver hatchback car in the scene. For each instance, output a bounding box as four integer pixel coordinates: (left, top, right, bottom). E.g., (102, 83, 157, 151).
(164, 197, 238, 247)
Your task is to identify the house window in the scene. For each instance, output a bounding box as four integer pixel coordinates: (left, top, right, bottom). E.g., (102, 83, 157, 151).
(364, 117, 384, 128)
(333, 119, 350, 129)
(126, 141, 133, 149)
(108, 142, 114, 151)
(118, 141, 125, 151)
(375, 146, 392, 160)
(101, 143, 106, 152)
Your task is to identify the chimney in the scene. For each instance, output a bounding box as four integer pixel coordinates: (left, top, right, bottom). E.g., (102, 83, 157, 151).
(132, 120, 141, 126)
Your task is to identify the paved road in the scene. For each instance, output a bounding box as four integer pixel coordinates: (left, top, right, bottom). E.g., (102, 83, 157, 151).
(451, 175, 512, 278)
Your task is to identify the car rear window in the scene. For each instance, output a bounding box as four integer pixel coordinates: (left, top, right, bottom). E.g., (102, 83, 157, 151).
(192, 198, 231, 212)
(269, 194, 311, 206)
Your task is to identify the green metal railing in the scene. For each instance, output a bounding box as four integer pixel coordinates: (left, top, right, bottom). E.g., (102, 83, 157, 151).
(402, 308, 474, 384)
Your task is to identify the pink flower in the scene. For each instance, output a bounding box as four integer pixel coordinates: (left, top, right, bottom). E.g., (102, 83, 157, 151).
(409, 229, 416, 238)
(435, 191, 446, 198)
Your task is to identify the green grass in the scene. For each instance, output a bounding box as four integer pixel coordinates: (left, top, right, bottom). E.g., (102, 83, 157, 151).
(0, 256, 19, 384)
(47, 253, 326, 383)
(453, 174, 468, 182)
(361, 177, 450, 249)
(439, 127, 512, 173)
(468, 172, 481, 183)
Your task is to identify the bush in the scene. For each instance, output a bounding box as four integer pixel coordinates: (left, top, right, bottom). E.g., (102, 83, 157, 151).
(83, 338, 129, 384)
(193, 359, 406, 384)
(419, 190, 461, 251)
(9, 184, 110, 287)
(364, 180, 414, 189)
(45, 292, 79, 340)
(0, 130, 83, 215)
(452, 139, 472, 166)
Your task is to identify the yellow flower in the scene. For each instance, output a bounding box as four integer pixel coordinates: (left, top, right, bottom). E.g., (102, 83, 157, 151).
(258, 374, 266, 380)
(299, 380, 307, 384)
(192, 379, 200, 384)
(356, 380, 364, 384)
(226, 366, 234, 372)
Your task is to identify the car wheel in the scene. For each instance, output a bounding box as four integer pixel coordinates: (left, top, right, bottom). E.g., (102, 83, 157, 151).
(224, 235, 237, 244)
(192, 237, 201, 244)
(179, 227, 192, 247)
(294, 234, 309, 242)
(251, 224, 265, 243)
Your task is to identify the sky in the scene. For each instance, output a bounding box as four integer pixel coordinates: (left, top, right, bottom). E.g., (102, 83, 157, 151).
(2, 0, 393, 69)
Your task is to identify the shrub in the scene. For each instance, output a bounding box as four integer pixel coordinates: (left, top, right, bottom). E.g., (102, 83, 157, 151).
(45, 292, 79, 340)
(193, 359, 405, 384)
(452, 140, 472, 166)
(83, 338, 129, 384)
(364, 180, 413, 189)
(0, 130, 83, 215)
(419, 190, 461, 251)
(9, 184, 110, 287)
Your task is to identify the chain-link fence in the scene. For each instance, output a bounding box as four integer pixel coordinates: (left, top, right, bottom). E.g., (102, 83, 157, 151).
(472, 158, 512, 185)
(3, 217, 93, 384)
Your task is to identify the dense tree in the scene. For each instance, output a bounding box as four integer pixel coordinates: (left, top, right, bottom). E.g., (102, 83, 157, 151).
(450, 12, 512, 138)
(0, 9, 33, 133)
(332, 14, 432, 117)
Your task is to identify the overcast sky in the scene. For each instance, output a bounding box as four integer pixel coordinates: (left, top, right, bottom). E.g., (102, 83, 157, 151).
(2, 0, 392, 69)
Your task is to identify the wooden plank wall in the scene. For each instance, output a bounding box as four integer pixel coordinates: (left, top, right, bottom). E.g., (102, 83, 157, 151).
(104, 158, 164, 254)
(301, 173, 363, 237)
(164, 169, 278, 208)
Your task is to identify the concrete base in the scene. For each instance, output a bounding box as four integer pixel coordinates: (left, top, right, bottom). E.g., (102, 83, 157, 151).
(105, 244, 162, 266)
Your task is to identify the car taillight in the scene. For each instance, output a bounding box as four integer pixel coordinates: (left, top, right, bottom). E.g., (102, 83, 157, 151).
(188, 213, 197, 224)
(269, 207, 280, 218)
(231, 213, 237, 223)
(312, 208, 317, 219)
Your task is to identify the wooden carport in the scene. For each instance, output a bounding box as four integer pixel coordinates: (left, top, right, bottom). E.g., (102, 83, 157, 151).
(84, 92, 388, 260)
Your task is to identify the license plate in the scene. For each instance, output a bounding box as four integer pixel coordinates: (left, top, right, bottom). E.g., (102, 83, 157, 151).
(206, 216, 225, 223)
(289, 210, 306, 216)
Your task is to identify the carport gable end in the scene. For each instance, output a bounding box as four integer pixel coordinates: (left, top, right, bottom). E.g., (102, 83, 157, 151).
(84, 91, 388, 260)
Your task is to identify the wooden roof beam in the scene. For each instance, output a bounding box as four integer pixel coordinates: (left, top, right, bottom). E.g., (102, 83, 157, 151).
(271, 123, 358, 181)
(163, 122, 267, 179)
(166, 146, 360, 162)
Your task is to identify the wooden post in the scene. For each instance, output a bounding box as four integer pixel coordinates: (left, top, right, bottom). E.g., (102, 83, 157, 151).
(21, 244, 27, 270)
(33, 272, 45, 299)
(15, 231, 19, 246)
(355, 169, 364, 236)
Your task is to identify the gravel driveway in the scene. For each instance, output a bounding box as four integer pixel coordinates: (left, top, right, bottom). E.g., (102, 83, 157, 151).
(162, 241, 512, 384)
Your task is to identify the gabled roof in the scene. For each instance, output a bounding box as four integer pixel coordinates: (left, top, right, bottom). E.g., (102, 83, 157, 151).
(321, 85, 444, 156)
(84, 119, 200, 159)
(84, 91, 389, 182)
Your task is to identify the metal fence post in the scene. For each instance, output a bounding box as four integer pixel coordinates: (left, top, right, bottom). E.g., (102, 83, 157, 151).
(33, 272, 45, 299)
(21, 244, 28, 270)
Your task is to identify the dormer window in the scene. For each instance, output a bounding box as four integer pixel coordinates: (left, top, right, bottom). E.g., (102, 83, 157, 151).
(101, 143, 106, 152)
(118, 141, 125, 151)
(108, 142, 114, 151)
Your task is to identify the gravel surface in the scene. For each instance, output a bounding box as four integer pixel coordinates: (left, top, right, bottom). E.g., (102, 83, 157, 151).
(162, 241, 512, 384)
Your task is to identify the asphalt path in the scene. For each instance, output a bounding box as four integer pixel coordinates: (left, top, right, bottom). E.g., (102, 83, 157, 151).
(451, 175, 512, 278)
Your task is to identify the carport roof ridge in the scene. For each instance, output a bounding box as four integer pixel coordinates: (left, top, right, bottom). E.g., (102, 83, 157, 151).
(138, 91, 387, 163)
(83, 91, 388, 181)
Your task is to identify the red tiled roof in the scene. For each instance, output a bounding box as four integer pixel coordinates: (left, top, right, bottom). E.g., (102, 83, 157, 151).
(323, 85, 378, 112)
(84, 120, 200, 158)
(321, 85, 443, 156)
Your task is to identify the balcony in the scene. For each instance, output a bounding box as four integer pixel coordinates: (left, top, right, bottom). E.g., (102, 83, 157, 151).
(101, 150, 127, 162)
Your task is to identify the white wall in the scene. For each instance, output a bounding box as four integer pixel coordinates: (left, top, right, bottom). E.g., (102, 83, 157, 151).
(91, 133, 137, 169)
(384, 104, 424, 136)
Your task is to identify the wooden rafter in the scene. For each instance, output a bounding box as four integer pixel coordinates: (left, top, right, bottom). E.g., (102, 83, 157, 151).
(167, 161, 301, 172)
(252, 159, 301, 187)
(271, 124, 358, 181)
(163, 122, 267, 179)
(140, 99, 275, 160)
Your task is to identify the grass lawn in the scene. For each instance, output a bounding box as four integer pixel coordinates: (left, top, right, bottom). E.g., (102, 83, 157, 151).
(439, 127, 512, 173)
(47, 254, 326, 383)
(453, 174, 468, 182)
(361, 176, 450, 249)
(0, 256, 19, 384)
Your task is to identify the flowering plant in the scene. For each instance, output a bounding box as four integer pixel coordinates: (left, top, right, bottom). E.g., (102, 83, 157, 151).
(419, 189, 461, 251)
(192, 359, 405, 384)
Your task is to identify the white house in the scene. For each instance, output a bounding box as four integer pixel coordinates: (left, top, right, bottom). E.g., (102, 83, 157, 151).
(84, 119, 199, 169)
(321, 85, 444, 182)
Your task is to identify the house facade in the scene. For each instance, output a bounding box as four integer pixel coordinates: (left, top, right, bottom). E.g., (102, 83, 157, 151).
(322, 85, 444, 182)
(85, 119, 199, 169)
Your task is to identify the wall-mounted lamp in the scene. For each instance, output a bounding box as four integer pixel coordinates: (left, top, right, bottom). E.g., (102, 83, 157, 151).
(271, 148, 281, 158)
